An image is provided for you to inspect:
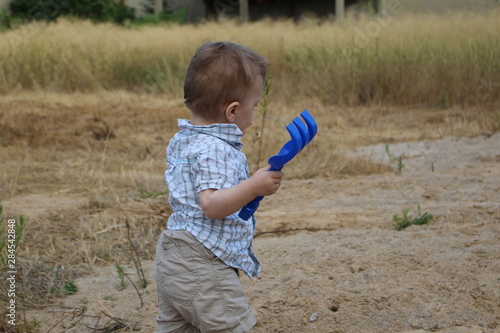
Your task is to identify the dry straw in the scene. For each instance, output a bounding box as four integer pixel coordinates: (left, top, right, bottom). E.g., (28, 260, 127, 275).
(0, 11, 499, 107)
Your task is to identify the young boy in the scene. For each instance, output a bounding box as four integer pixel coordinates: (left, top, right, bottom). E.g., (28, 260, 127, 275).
(155, 41, 284, 333)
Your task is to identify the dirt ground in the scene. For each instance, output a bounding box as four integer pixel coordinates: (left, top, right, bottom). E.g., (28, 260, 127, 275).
(0, 92, 498, 332)
(17, 131, 500, 333)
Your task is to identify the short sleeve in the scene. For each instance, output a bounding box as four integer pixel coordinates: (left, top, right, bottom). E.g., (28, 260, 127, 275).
(192, 142, 240, 193)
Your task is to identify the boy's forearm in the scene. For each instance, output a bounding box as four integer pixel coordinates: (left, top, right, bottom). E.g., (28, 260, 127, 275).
(199, 179, 258, 220)
(199, 166, 283, 220)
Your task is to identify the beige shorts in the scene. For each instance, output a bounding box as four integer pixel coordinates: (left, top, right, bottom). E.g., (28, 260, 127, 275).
(154, 230, 257, 333)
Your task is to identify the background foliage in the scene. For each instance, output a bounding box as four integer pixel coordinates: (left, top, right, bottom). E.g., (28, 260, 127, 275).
(8, 0, 135, 23)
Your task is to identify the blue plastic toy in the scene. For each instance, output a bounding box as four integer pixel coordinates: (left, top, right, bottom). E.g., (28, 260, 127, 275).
(238, 110, 318, 221)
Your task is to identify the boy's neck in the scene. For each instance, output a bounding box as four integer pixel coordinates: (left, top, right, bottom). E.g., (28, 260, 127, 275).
(191, 114, 227, 126)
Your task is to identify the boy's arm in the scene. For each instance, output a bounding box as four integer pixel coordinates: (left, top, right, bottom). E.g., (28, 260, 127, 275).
(199, 166, 284, 220)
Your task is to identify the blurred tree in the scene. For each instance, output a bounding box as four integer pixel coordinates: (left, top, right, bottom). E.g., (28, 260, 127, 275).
(9, 0, 135, 24)
(136, 0, 188, 24)
(142, 0, 169, 14)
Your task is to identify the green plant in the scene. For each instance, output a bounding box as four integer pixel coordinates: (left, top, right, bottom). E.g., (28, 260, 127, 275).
(139, 187, 168, 199)
(0, 203, 26, 268)
(97, 249, 110, 260)
(0, 315, 41, 333)
(385, 144, 405, 173)
(442, 91, 451, 108)
(114, 260, 144, 306)
(115, 263, 127, 289)
(393, 205, 433, 231)
(393, 208, 411, 230)
(63, 280, 78, 294)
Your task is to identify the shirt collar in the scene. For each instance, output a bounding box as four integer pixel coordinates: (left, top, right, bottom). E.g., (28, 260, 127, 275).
(178, 119, 244, 150)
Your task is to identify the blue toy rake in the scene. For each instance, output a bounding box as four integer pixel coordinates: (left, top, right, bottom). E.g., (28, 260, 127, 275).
(238, 110, 318, 221)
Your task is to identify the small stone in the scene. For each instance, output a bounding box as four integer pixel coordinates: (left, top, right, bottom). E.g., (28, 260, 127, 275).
(308, 312, 319, 322)
(349, 264, 363, 273)
(488, 322, 497, 329)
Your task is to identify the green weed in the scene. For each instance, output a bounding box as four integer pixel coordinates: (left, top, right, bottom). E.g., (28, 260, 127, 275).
(97, 249, 110, 261)
(442, 91, 451, 108)
(393, 205, 433, 231)
(115, 263, 127, 289)
(113, 260, 144, 306)
(139, 188, 168, 199)
(0, 203, 26, 268)
(0, 315, 41, 333)
(385, 144, 405, 174)
(63, 280, 78, 294)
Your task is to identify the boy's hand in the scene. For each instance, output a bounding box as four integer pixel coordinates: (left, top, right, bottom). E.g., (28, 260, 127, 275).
(198, 165, 284, 220)
(249, 165, 284, 197)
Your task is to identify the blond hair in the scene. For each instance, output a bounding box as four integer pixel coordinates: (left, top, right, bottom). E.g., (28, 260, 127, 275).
(183, 41, 268, 120)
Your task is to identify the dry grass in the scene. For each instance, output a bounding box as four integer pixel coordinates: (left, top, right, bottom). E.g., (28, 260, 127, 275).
(0, 93, 497, 287)
(1, 11, 499, 107)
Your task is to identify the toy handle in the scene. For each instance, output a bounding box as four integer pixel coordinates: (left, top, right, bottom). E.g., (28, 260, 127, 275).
(238, 166, 279, 221)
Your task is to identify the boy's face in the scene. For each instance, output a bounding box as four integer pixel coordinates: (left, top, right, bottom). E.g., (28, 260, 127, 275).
(233, 75, 264, 134)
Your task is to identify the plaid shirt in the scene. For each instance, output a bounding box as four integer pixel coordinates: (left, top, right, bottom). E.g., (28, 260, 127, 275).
(164, 119, 261, 278)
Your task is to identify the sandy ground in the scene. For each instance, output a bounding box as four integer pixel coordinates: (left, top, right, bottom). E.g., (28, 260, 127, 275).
(19, 132, 500, 333)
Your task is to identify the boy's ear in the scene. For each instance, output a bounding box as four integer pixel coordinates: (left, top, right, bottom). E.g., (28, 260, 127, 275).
(225, 101, 240, 123)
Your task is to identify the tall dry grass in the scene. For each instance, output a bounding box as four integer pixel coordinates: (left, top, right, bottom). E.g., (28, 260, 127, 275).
(0, 10, 499, 107)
